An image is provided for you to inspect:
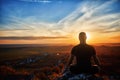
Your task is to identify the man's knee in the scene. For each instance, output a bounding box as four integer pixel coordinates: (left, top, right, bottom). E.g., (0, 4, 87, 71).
(70, 65, 76, 71)
(91, 65, 100, 74)
(69, 65, 79, 74)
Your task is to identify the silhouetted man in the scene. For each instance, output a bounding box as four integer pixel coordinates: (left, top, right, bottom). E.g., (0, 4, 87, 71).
(64, 32, 101, 74)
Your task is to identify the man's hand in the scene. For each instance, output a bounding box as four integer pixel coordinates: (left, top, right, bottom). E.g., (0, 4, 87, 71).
(62, 67, 69, 74)
(98, 65, 101, 71)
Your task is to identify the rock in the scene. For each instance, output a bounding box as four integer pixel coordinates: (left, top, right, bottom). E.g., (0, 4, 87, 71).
(57, 70, 104, 80)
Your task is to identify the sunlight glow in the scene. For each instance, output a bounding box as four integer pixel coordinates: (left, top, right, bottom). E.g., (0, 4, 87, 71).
(86, 32, 91, 41)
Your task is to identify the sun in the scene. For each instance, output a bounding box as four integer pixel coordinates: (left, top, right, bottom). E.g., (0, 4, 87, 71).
(86, 32, 91, 41)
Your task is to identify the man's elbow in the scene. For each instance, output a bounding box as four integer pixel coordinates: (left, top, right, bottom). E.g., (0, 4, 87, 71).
(93, 55, 101, 65)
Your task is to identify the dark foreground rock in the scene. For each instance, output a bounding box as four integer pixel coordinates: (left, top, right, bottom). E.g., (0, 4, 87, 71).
(57, 70, 104, 80)
(0, 74, 34, 80)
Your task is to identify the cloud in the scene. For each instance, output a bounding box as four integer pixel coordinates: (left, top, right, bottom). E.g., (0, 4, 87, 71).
(20, 0, 52, 3)
(0, 14, 69, 37)
(109, 35, 120, 43)
(110, 35, 120, 39)
(0, 36, 68, 40)
(0, 0, 120, 41)
(0, 29, 31, 31)
(58, 0, 114, 24)
(57, 0, 120, 35)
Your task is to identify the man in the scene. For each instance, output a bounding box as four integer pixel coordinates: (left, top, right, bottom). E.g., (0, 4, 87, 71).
(64, 32, 101, 74)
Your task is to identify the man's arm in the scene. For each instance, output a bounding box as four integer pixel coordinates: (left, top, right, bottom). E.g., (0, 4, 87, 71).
(62, 54, 74, 74)
(66, 54, 74, 68)
(62, 47, 75, 73)
(93, 55, 101, 66)
(62, 54, 74, 73)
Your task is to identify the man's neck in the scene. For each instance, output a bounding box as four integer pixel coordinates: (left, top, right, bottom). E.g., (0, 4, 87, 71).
(80, 42, 86, 45)
(80, 41, 86, 45)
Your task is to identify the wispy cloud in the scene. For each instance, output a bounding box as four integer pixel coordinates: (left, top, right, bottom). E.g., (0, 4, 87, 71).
(20, 0, 52, 3)
(1, 0, 119, 34)
(57, 0, 120, 35)
(110, 35, 120, 39)
(0, 36, 68, 40)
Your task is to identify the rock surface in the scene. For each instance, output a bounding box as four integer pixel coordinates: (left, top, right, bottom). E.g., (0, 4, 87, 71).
(57, 70, 104, 80)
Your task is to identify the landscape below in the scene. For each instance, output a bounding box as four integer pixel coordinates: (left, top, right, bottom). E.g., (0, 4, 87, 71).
(0, 43, 120, 80)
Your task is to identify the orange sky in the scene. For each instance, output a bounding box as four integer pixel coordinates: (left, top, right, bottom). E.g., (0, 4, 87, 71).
(0, 32, 120, 45)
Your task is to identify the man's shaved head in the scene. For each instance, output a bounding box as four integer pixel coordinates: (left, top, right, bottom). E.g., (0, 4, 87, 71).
(79, 32, 87, 44)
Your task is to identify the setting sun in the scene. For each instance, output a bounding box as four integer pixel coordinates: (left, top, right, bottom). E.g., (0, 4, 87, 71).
(86, 32, 91, 41)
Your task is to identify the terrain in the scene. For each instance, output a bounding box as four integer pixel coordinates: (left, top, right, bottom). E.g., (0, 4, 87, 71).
(0, 43, 120, 80)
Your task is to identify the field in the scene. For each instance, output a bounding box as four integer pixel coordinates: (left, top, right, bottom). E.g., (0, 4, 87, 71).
(0, 44, 120, 80)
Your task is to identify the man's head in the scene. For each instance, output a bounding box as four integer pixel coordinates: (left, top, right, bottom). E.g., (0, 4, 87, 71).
(79, 32, 87, 44)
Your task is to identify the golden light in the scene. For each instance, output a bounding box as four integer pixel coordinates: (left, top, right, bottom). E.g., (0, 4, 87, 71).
(86, 32, 91, 43)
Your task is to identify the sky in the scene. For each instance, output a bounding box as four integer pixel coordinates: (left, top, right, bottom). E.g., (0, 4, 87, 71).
(0, 0, 120, 44)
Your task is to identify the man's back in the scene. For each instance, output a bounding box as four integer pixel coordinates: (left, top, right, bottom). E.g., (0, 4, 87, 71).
(71, 44, 96, 67)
